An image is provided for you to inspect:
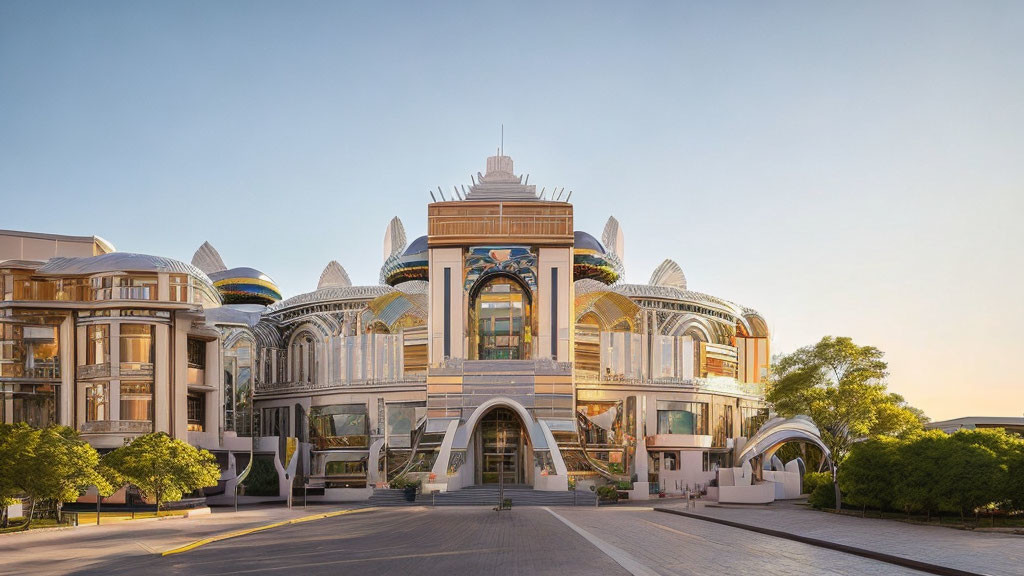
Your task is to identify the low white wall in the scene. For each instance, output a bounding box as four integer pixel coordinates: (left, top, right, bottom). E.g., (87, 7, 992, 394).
(719, 482, 776, 504)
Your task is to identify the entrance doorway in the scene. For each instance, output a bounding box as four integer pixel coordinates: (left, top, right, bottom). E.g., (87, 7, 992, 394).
(475, 407, 530, 485)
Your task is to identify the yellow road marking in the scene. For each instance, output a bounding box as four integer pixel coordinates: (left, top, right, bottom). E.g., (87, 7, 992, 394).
(161, 507, 379, 556)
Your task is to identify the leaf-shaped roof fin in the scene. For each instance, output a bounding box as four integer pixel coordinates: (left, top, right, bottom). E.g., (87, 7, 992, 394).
(191, 241, 227, 275)
(318, 260, 352, 289)
(649, 259, 687, 290)
(382, 216, 408, 262)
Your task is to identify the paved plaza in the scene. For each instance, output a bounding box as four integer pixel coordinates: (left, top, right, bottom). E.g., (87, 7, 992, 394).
(1, 504, 1019, 576)
(660, 500, 1023, 576)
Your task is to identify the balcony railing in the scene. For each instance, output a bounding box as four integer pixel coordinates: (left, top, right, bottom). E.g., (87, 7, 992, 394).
(1, 363, 61, 379)
(77, 363, 110, 380)
(574, 373, 765, 397)
(80, 420, 153, 434)
(119, 362, 154, 379)
(256, 375, 428, 395)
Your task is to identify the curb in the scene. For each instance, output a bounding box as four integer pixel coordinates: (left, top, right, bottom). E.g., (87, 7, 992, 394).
(161, 507, 378, 556)
(654, 507, 988, 576)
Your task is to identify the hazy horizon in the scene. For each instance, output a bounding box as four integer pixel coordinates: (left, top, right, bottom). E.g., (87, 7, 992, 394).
(2, 1, 1022, 421)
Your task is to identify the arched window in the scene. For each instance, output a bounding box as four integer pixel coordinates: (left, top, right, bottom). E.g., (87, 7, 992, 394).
(470, 274, 532, 360)
(291, 331, 318, 384)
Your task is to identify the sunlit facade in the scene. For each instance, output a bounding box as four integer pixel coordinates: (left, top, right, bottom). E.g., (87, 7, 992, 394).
(1, 153, 772, 502)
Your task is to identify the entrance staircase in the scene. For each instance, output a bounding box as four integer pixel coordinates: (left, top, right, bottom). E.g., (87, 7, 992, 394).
(367, 489, 418, 507)
(368, 485, 597, 507)
(431, 485, 597, 507)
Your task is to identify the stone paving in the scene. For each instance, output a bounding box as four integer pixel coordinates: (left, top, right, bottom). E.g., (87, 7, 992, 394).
(553, 506, 926, 576)
(659, 501, 1023, 576)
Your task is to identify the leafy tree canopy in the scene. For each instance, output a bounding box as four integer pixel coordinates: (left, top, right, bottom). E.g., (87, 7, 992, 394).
(102, 432, 220, 512)
(768, 336, 927, 464)
(0, 423, 110, 526)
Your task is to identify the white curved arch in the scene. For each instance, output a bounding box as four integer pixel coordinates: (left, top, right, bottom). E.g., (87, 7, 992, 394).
(452, 397, 547, 451)
(735, 416, 832, 468)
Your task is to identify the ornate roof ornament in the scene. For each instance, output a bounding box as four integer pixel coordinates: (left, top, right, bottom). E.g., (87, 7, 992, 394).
(602, 216, 625, 269)
(191, 241, 227, 275)
(382, 216, 407, 262)
(649, 259, 687, 290)
(318, 260, 352, 290)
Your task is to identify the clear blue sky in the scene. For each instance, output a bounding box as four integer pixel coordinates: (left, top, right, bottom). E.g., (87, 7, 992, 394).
(2, 1, 1022, 420)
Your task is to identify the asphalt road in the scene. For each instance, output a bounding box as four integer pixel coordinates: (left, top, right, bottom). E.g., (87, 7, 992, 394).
(60, 506, 935, 576)
(74, 507, 631, 576)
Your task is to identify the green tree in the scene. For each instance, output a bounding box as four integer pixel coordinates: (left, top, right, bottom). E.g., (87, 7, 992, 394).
(839, 436, 899, 515)
(103, 432, 220, 514)
(768, 336, 926, 466)
(0, 423, 109, 527)
(937, 429, 1013, 521)
(890, 431, 946, 518)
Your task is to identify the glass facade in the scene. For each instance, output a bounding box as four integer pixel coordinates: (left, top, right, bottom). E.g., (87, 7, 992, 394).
(310, 404, 368, 449)
(656, 401, 709, 435)
(471, 277, 531, 360)
(85, 324, 109, 365)
(120, 381, 153, 421)
(0, 323, 59, 379)
(119, 323, 154, 365)
(0, 383, 58, 427)
(85, 383, 108, 422)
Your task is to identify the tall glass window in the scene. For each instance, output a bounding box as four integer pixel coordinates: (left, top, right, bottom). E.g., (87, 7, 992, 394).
(119, 324, 154, 365)
(120, 381, 153, 421)
(86, 324, 109, 365)
(85, 383, 108, 422)
(656, 401, 709, 435)
(471, 276, 531, 360)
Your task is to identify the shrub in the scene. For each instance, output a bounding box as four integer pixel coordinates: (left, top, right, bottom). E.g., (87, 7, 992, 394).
(241, 455, 279, 496)
(808, 482, 836, 509)
(596, 485, 619, 502)
(802, 471, 831, 496)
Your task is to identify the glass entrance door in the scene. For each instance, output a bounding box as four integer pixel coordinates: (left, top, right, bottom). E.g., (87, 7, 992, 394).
(478, 407, 524, 484)
(482, 453, 518, 485)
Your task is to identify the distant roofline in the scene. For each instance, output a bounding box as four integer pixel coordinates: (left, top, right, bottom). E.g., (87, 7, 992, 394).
(0, 229, 116, 252)
(926, 416, 1024, 427)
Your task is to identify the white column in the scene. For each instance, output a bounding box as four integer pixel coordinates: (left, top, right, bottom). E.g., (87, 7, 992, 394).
(172, 316, 188, 439)
(154, 323, 170, 433)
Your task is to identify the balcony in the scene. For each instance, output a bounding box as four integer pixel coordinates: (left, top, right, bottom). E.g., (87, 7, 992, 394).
(573, 373, 765, 397)
(255, 374, 427, 395)
(1, 363, 61, 380)
(119, 362, 154, 379)
(80, 420, 153, 434)
(77, 363, 110, 380)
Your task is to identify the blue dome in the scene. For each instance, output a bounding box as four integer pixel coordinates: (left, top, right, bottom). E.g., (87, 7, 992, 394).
(404, 235, 429, 255)
(573, 231, 605, 253)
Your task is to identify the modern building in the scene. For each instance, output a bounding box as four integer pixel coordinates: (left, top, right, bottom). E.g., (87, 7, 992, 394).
(926, 417, 1024, 436)
(1, 153, 781, 502)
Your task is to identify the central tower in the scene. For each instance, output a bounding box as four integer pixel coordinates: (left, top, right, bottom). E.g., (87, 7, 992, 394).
(426, 154, 574, 368)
